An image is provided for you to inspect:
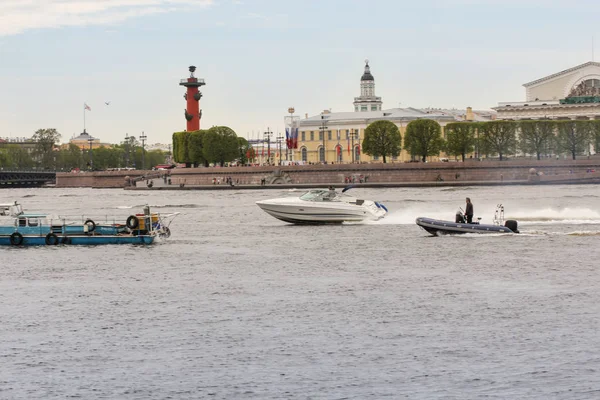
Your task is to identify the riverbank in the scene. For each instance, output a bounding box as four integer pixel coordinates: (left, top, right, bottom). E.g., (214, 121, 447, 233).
(56, 159, 600, 189)
(126, 177, 600, 190)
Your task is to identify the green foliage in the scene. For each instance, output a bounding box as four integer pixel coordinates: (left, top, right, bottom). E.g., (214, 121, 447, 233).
(32, 128, 61, 168)
(56, 144, 84, 170)
(518, 120, 556, 160)
(589, 120, 600, 156)
(444, 122, 477, 161)
(0, 144, 35, 169)
(556, 120, 592, 160)
(237, 136, 251, 165)
(361, 120, 401, 163)
(202, 126, 239, 166)
(188, 130, 208, 167)
(478, 121, 517, 160)
(404, 119, 444, 162)
(172, 131, 190, 164)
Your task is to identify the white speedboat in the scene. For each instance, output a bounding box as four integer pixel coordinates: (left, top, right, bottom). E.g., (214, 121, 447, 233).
(256, 188, 388, 224)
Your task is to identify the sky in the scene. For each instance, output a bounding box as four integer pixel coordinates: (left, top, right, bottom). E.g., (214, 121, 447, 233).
(1, 0, 600, 145)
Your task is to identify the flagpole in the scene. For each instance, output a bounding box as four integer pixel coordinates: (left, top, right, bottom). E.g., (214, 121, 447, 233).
(83, 103, 86, 131)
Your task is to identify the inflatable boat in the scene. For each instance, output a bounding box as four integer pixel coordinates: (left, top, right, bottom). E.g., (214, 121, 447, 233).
(416, 204, 519, 236)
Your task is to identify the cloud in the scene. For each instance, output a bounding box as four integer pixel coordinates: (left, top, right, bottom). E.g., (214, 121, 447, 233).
(0, 0, 214, 36)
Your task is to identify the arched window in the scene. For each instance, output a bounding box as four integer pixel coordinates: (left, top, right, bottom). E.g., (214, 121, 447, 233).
(583, 79, 600, 88)
(301, 147, 307, 162)
(354, 146, 361, 162)
(319, 147, 325, 163)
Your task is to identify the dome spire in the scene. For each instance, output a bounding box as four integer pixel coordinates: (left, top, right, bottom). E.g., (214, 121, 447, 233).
(361, 59, 374, 81)
(354, 59, 382, 112)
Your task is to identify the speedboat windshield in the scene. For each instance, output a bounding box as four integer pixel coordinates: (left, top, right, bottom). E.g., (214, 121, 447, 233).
(299, 189, 337, 202)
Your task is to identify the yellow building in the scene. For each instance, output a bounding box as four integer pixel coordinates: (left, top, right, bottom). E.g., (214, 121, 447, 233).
(290, 61, 457, 163)
(64, 129, 111, 150)
(294, 108, 457, 163)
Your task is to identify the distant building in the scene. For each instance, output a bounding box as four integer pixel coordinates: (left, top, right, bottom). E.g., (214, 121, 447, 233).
(291, 61, 460, 163)
(419, 107, 497, 122)
(353, 60, 383, 112)
(296, 107, 455, 164)
(0, 137, 37, 154)
(65, 129, 111, 150)
(495, 61, 600, 120)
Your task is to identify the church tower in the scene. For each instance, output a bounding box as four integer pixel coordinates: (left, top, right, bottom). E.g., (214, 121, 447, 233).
(353, 59, 382, 112)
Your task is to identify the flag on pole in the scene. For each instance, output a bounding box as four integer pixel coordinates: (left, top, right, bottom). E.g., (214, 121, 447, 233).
(293, 127, 299, 149)
(285, 128, 291, 149)
(357, 143, 361, 156)
(84, 103, 91, 111)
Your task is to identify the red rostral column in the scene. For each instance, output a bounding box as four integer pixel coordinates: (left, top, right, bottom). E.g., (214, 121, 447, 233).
(179, 65, 206, 131)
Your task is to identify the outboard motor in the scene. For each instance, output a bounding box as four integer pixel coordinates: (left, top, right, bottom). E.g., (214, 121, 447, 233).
(504, 220, 519, 233)
(455, 210, 465, 223)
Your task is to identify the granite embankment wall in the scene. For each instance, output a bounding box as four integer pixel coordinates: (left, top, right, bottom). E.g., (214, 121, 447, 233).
(56, 159, 600, 188)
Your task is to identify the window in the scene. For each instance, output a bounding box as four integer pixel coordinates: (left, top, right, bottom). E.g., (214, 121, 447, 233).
(354, 146, 361, 162)
(301, 131, 305, 141)
(373, 155, 379, 161)
(327, 130, 332, 141)
(355, 106, 358, 112)
(301, 147, 307, 162)
(361, 106, 367, 112)
(371, 106, 378, 111)
(319, 147, 325, 162)
(345, 130, 350, 140)
(310, 131, 314, 141)
(319, 131, 323, 141)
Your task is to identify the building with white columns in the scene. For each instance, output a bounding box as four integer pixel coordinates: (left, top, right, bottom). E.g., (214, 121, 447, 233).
(494, 61, 600, 120)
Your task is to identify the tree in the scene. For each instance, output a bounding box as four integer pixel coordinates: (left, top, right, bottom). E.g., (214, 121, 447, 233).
(188, 130, 208, 167)
(361, 120, 401, 163)
(444, 122, 477, 161)
(32, 128, 61, 169)
(404, 119, 444, 162)
(0, 144, 34, 169)
(518, 120, 556, 160)
(202, 126, 239, 166)
(237, 136, 252, 165)
(120, 136, 138, 168)
(589, 120, 600, 156)
(56, 144, 84, 171)
(172, 131, 191, 166)
(479, 121, 517, 161)
(556, 120, 591, 160)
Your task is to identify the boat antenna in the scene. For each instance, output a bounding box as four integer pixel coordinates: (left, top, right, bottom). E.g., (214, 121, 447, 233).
(342, 184, 356, 193)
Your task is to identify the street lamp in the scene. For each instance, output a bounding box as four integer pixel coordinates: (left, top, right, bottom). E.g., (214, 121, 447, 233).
(276, 134, 284, 165)
(287, 107, 295, 161)
(350, 129, 357, 163)
(263, 128, 272, 165)
(87, 136, 94, 170)
(140, 131, 147, 170)
(320, 115, 328, 164)
(124, 133, 130, 168)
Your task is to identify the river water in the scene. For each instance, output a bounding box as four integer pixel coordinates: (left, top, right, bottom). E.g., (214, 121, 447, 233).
(1, 185, 600, 399)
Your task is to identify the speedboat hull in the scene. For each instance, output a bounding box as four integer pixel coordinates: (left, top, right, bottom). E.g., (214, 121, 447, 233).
(256, 190, 388, 224)
(257, 201, 384, 224)
(416, 217, 518, 236)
